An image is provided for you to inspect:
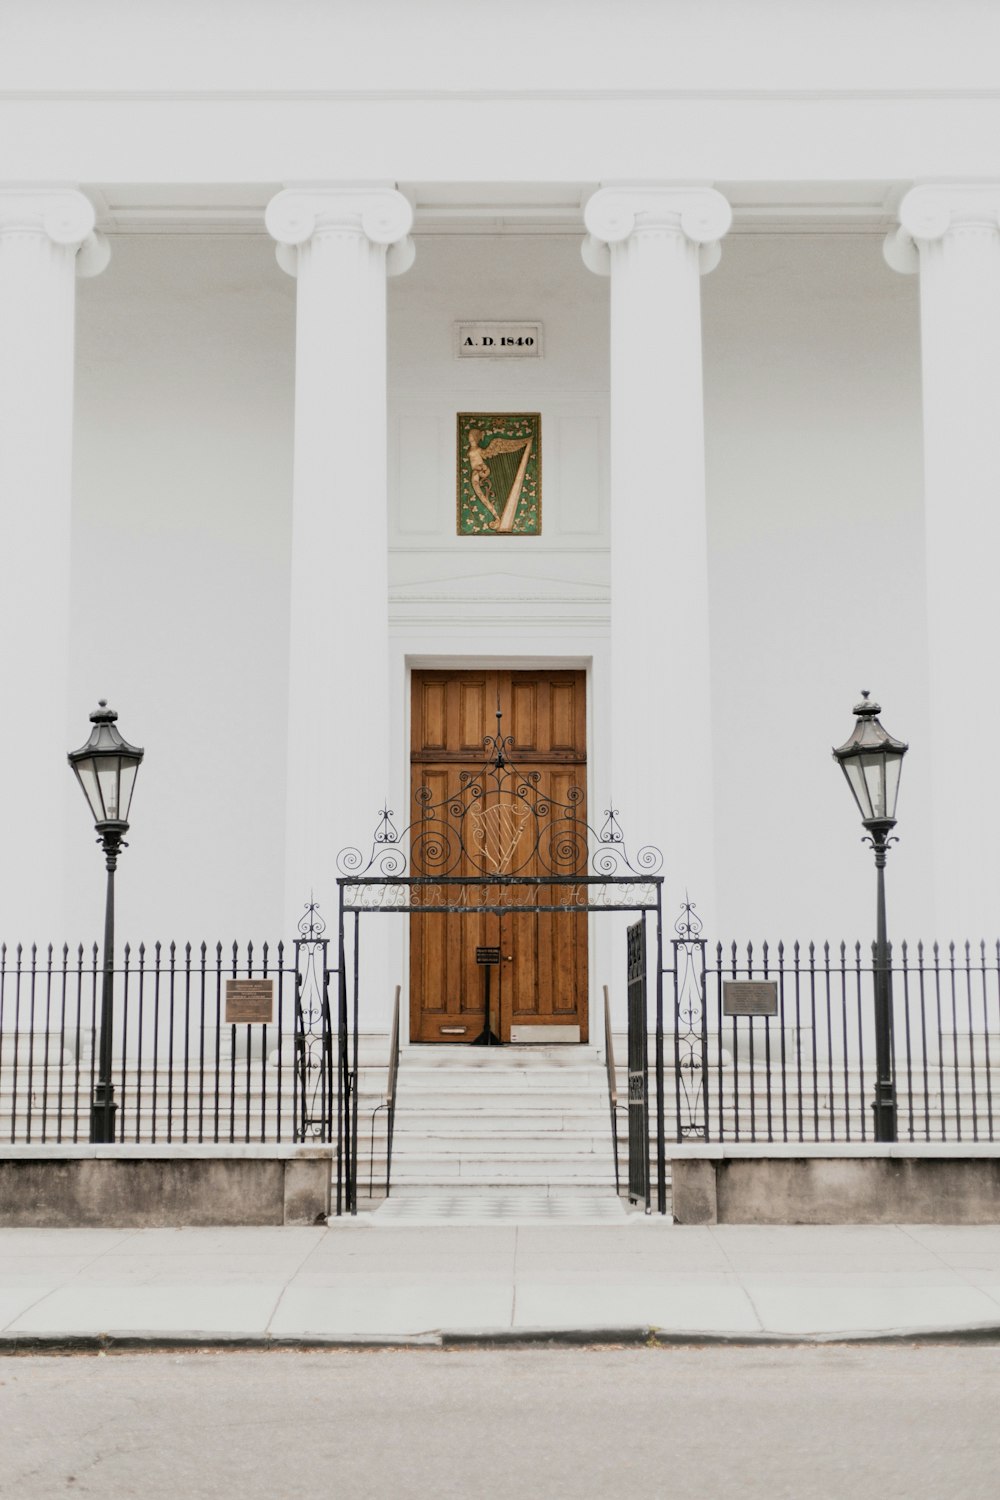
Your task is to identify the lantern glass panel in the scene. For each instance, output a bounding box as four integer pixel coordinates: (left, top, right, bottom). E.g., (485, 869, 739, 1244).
(843, 759, 872, 821)
(97, 759, 122, 821)
(75, 760, 103, 825)
(884, 752, 904, 822)
(858, 752, 887, 820)
(118, 759, 139, 821)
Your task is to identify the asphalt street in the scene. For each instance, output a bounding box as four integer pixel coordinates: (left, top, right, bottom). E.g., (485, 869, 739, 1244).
(3, 1345, 999, 1499)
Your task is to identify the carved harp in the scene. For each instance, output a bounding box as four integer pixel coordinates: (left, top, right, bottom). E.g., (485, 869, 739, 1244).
(482, 435, 533, 533)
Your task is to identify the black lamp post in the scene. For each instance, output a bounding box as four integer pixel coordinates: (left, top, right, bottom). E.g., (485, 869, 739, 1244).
(833, 691, 908, 1142)
(68, 701, 144, 1144)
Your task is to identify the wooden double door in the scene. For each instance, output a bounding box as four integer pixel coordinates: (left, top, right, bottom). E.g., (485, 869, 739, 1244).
(409, 669, 589, 1043)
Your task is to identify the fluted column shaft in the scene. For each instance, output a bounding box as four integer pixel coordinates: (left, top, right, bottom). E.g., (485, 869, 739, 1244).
(0, 189, 108, 940)
(584, 186, 730, 919)
(886, 186, 1000, 937)
(267, 186, 414, 930)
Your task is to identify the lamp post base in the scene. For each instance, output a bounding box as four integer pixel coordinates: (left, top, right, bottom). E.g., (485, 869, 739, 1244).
(90, 1085, 117, 1144)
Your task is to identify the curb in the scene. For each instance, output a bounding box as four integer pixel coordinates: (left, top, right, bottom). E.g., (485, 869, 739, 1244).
(4, 1322, 1000, 1353)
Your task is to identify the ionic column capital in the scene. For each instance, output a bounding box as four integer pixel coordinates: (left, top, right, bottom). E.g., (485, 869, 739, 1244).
(884, 184, 1000, 274)
(266, 185, 415, 277)
(0, 188, 109, 276)
(582, 184, 732, 276)
(0, 187, 94, 245)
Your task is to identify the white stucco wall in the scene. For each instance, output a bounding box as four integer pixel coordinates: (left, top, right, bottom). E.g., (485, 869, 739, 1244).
(70, 234, 294, 945)
(64, 223, 934, 968)
(703, 231, 929, 943)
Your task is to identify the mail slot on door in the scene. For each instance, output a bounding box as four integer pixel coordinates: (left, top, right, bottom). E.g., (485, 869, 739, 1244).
(722, 981, 778, 1017)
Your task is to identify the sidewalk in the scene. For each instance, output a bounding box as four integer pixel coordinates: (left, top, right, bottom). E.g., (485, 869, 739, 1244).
(3, 1215, 1000, 1346)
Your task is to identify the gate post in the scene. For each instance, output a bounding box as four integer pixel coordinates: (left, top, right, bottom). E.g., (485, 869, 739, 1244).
(293, 901, 333, 1154)
(673, 902, 709, 1141)
(626, 917, 650, 1212)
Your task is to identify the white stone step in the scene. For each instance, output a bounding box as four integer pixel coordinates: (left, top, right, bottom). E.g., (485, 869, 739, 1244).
(383, 1113, 609, 1134)
(389, 1162, 616, 1186)
(374, 1190, 631, 1224)
(391, 1132, 613, 1157)
(389, 1042, 618, 1193)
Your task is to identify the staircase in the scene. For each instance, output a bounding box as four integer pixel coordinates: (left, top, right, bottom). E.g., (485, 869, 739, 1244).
(385, 1044, 619, 1196)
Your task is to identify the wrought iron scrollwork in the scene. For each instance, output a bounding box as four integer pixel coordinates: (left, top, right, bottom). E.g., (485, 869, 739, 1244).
(673, 899, 709, 1140)
(336, 706, 663, 881)
(294, 898, 333, 1142)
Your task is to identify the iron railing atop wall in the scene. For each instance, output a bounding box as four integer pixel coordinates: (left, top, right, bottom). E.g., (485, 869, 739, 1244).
(671, 935, 1000, 1145)
(0, 938, 335, 1147)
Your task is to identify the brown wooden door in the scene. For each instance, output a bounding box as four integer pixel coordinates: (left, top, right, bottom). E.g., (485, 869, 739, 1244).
(409, 669, 588, 1043)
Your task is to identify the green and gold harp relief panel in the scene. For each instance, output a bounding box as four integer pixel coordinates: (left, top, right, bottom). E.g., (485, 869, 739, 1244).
(457, 413, 541, 536)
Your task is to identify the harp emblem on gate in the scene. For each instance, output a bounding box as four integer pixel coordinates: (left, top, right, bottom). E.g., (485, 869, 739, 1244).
(469, 798, 533, 872)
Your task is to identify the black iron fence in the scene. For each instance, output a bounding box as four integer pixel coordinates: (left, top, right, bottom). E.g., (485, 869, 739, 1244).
(671, 935, 1000, 1145)
(0, 935, 334, 1148)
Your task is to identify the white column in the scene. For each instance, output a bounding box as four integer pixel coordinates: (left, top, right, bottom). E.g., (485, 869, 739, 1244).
(266, 185, 414, 937)
(583, 185, 731, 922)
(885, 186, 1000, 939)
(0, 189, 109, 942)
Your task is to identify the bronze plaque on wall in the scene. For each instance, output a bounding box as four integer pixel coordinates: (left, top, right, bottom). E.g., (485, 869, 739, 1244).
(723, 981, 778, 1018)
(225, 979, 274, 1025)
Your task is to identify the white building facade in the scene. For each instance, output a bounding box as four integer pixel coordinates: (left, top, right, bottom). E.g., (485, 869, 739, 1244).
(2, 1, 999, 1035)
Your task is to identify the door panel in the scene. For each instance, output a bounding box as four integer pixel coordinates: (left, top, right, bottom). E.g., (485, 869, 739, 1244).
(410, 670, 588, 1043)
(501, 766, 588, 1034)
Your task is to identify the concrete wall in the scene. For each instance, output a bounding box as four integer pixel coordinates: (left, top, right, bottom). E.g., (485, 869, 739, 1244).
(671, 1146, 1000, 1225)
(0, 1146, 332, 1228)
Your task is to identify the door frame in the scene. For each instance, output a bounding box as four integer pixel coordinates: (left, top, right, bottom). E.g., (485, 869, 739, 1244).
(396, 654, 602, 1045)
(408, 667, 589, 1045)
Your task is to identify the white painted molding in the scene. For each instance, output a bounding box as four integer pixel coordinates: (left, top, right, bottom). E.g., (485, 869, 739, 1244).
(265, 184, 415, 274)
(0, 188, 95, 247)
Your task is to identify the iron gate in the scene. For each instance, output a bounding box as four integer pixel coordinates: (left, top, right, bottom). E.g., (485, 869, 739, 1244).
(334, 703, 665, 1213)
(626, 917, 650, 1210)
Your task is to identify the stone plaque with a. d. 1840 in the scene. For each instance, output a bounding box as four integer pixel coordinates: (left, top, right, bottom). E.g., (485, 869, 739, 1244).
(225, 979, 274, 1025)
(722, 981, 778, 1017)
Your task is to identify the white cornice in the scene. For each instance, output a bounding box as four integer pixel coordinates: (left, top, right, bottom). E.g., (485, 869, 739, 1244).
(88, 193, 900, 238)
(7, 89, 1000, 103)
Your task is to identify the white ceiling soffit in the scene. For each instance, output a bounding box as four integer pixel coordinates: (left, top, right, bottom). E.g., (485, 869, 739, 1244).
(90, 181, 901, 236)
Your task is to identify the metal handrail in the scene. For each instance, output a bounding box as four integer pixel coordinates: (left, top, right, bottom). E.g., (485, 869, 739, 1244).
(368, 984, 401, 1200)
(603, 984, 621, 1194)
(385, 984, 401, 1195)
